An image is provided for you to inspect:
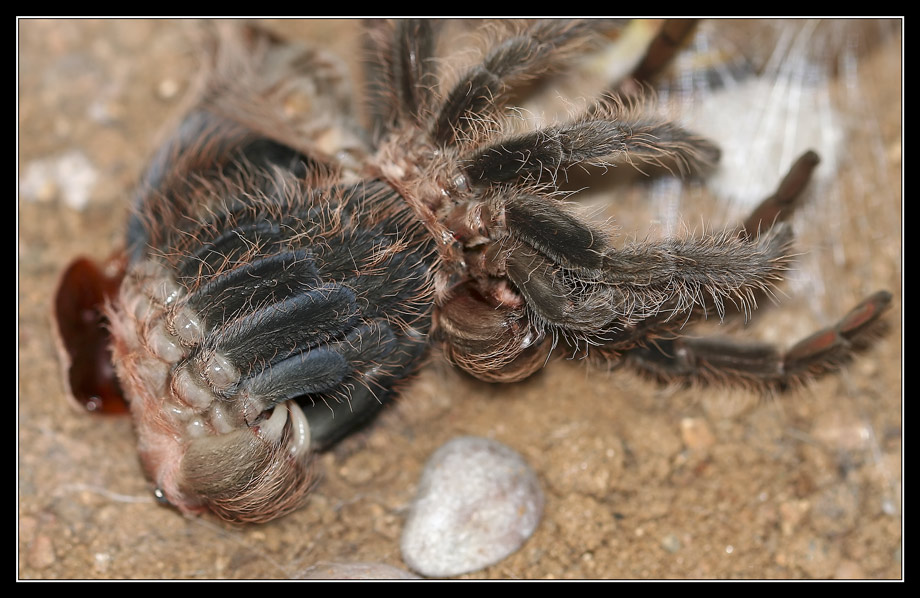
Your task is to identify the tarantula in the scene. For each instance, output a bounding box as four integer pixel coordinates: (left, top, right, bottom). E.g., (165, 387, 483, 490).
(53, 20, 891, 524)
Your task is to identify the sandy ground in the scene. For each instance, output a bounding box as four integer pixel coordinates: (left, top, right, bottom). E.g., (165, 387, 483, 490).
(19, 19, 902, 579)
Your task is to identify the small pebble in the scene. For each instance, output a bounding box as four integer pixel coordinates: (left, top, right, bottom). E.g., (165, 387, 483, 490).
(298, 562, 419, 580)
(544, 422, 624, 497)
(156, 78, 180, 100)
(93, 552, 112, 574)
(779, 499, 811, 536)
(554, 493, 616, 552)
(401, 436, 543, 577)
(680, 417, 716, 450)
(661, 533, 682, 553)
(27, 534, 56, 569)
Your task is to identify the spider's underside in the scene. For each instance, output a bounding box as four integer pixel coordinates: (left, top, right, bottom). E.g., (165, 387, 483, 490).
(55, 19, 891, 523)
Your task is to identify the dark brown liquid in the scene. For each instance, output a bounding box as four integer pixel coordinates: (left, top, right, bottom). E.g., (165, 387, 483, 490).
(54, 255, 129, 415)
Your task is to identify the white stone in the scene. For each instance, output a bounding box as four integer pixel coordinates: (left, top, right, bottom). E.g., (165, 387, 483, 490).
(401, 436, 543, 577)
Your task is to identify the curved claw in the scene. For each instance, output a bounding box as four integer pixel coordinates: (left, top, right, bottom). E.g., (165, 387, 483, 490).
(286, 401, 312, 459)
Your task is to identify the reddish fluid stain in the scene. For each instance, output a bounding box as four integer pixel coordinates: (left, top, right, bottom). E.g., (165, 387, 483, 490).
(54, 254, 129, 415)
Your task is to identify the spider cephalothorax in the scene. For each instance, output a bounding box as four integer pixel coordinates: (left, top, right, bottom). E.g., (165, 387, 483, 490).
(54, 19, 891, 523)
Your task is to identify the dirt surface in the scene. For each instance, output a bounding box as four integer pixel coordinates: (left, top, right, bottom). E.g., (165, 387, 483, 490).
(19, 19, 902, 579)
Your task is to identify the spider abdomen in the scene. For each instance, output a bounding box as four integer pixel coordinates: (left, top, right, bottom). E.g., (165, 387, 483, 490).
(108, 116, 436, 521)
